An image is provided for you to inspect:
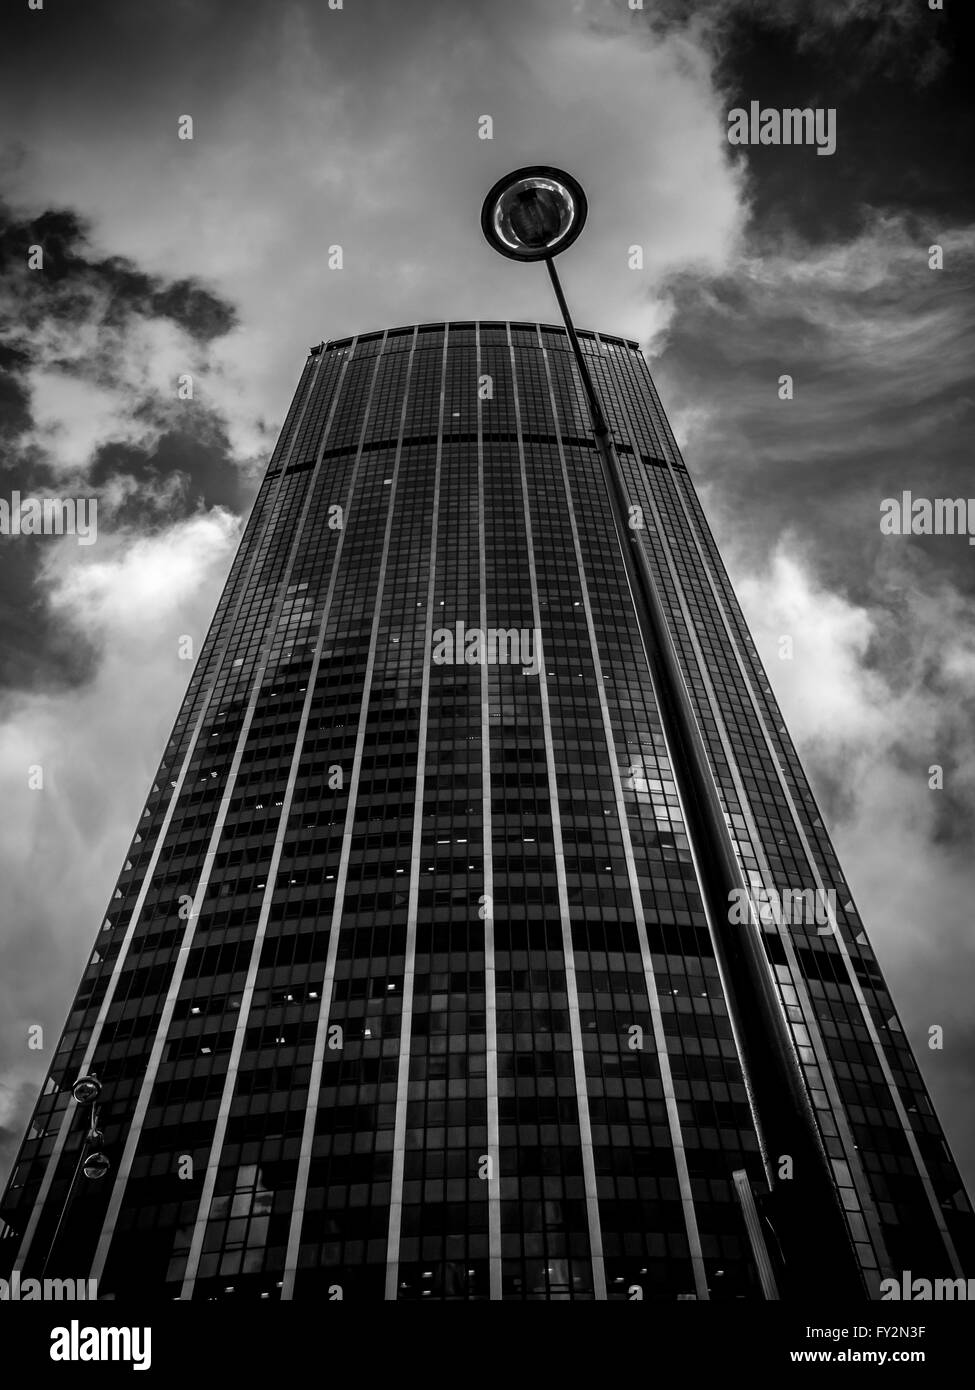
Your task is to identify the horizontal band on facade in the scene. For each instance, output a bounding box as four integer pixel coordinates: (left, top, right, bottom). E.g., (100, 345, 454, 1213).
(311, 323, 642, 355)
(266, 441, 681, 478)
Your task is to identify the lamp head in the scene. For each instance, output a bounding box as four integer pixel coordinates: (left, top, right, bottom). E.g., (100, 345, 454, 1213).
(82, 1152, 111, 1181)
(72, 1074, 101, 1105)
(481, 166, 588, 262)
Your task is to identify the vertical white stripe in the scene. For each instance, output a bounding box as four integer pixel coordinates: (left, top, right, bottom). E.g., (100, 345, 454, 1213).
(507, 326, 607, 1301)
(281, 329, 419, 1298)
(88, 355, 351, 1285)
(592, 337, 771, 1190)
(178, 340, 383, 1298)
(11, 354, 325, 1278)
(539, 338, 709, 1299)
(623, 445, 891, 1277)
(383, 330, 448, 1299)
(476, 324, 503, 1300)
(658, 454, 963, 1277)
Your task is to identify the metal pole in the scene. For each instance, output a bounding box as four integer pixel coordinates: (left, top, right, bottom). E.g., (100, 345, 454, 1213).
(39, 1124, 92, 1280)
(544, 257, 610, 436)
(541, 253, 864, 1299)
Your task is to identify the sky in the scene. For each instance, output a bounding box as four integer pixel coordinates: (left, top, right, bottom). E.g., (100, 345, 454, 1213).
(1, 0, 973, 1198)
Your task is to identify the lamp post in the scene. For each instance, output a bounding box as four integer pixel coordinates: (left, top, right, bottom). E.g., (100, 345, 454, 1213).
(480, 167, 864, 1300)
(40, 1072, 111, 1280)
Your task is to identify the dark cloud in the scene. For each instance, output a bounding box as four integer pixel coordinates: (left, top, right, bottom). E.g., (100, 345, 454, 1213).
(0, 204, 237, 339)
(0, 1080, 36, 1190)
(629, 0, 974, 241)
(0, 201, 244, 695)
(0, 342, 32, 442)
(638, 0, 953, 82)
(0, 553, 100, 696)
(655, 217, 975, 602)
(148, 279, 237, 342)
(88, 428, 250, 525)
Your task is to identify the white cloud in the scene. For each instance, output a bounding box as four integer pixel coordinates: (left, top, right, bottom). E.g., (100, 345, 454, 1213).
(0, 510, 238, 1164)
(1, 0, 749, 427)
(738, 543, 879, 752)
(732, 540, 975, 1145)
(21, 370, 157, 475)
(2, 264, 251, 479)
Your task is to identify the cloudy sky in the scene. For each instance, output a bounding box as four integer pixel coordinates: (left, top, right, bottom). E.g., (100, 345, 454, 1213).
(1, 0, 973, 1196)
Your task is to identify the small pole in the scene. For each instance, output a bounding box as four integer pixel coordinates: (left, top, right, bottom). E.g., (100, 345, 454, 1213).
(543, 256, 609, 436)
(39, 1110, 96, 1280)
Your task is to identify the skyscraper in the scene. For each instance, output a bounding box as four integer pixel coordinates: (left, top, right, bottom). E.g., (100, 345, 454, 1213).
(1, 321, 970, 1302)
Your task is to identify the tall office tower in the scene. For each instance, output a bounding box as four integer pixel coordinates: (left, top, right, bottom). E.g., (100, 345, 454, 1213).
(1, 321, 971, 1303)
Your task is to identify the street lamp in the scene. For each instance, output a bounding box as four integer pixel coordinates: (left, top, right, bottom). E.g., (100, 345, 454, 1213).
(71, 1074, 102, 1105)
(82, 1152, 111, 1181)
(480, 166, 587, 261)
(480, 167, 865, 1301)
(481, 167, 608, 437)
(41, 1072, 112, 1278)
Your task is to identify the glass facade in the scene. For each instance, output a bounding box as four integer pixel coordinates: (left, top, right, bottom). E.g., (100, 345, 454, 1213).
(1, 321, 971, 1302)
